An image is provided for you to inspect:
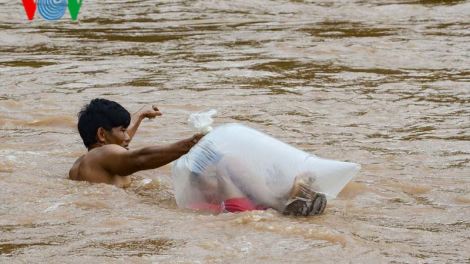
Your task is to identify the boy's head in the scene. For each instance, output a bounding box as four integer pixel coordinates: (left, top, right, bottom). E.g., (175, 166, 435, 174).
(78, 99, 131, 149)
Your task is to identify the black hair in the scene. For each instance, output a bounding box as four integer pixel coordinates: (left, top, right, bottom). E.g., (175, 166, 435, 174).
(77, 98, 131, 148)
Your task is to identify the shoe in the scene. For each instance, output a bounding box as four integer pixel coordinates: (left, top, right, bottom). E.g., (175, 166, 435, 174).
(283, 172, 327, 216)
(283, 193, 327, 216)
(283, 197, 311, 216)
(310, 193, 327, 215)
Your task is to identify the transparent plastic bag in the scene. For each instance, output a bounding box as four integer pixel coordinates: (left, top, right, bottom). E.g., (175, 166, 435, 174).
(171, 123, 360, 213)
(188, 109, 217, 134)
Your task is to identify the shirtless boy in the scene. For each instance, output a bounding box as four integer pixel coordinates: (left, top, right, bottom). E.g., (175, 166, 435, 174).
(69, 98, 203, 187)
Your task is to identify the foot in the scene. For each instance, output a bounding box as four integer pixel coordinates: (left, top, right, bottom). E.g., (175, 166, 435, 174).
(283, 197, 311, 216)
(283, 172, 327, 216)
(283, 193, 327, 216)
(310, 193, 327, 215)
(287, 172, 317, 200)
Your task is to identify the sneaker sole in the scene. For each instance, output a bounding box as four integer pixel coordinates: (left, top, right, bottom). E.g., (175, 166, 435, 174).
(310, 193, 327, 215)
(283, 198, 310, 216)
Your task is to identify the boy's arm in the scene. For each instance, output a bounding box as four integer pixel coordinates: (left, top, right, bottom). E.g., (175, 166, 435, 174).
(100, 134, 203, 176)
(127, 104, 162, 141)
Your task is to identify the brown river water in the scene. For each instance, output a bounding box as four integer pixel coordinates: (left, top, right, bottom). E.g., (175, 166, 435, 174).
(1, 0, 469, 263)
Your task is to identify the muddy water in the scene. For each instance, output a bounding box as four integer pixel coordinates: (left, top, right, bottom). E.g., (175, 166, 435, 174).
(0, 0, 469, 263)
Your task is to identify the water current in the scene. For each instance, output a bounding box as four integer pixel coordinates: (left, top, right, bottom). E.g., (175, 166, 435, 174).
(0, 0, 469, 263)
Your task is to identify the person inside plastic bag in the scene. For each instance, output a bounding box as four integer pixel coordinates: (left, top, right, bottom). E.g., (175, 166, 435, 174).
(183, 142, 327, 216)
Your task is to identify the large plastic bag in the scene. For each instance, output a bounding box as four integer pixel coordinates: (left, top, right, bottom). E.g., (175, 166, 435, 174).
(171, 123, 360, 212)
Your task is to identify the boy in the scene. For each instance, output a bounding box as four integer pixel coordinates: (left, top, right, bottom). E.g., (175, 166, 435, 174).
(69, 98, 203, 187)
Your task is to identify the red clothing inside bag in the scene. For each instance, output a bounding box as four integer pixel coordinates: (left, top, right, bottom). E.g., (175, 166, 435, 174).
(190, 197, 265, 213)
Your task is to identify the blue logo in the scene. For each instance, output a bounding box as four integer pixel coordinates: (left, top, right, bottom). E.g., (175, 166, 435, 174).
(37, 0, 68, 21)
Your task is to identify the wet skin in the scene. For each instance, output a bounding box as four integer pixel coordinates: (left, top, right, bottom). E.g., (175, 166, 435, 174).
(69, 104, 203, 187)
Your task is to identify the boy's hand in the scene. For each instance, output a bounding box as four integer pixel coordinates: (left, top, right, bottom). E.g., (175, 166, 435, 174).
(140, 104, 162, 119)
(185, 134, 204, 151)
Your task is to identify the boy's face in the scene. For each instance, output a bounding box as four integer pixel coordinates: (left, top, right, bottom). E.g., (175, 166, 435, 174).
(103, 126, 131, 150)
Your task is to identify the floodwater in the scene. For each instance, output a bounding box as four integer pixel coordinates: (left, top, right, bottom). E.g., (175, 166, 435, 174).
(0, 0, 469, 263)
